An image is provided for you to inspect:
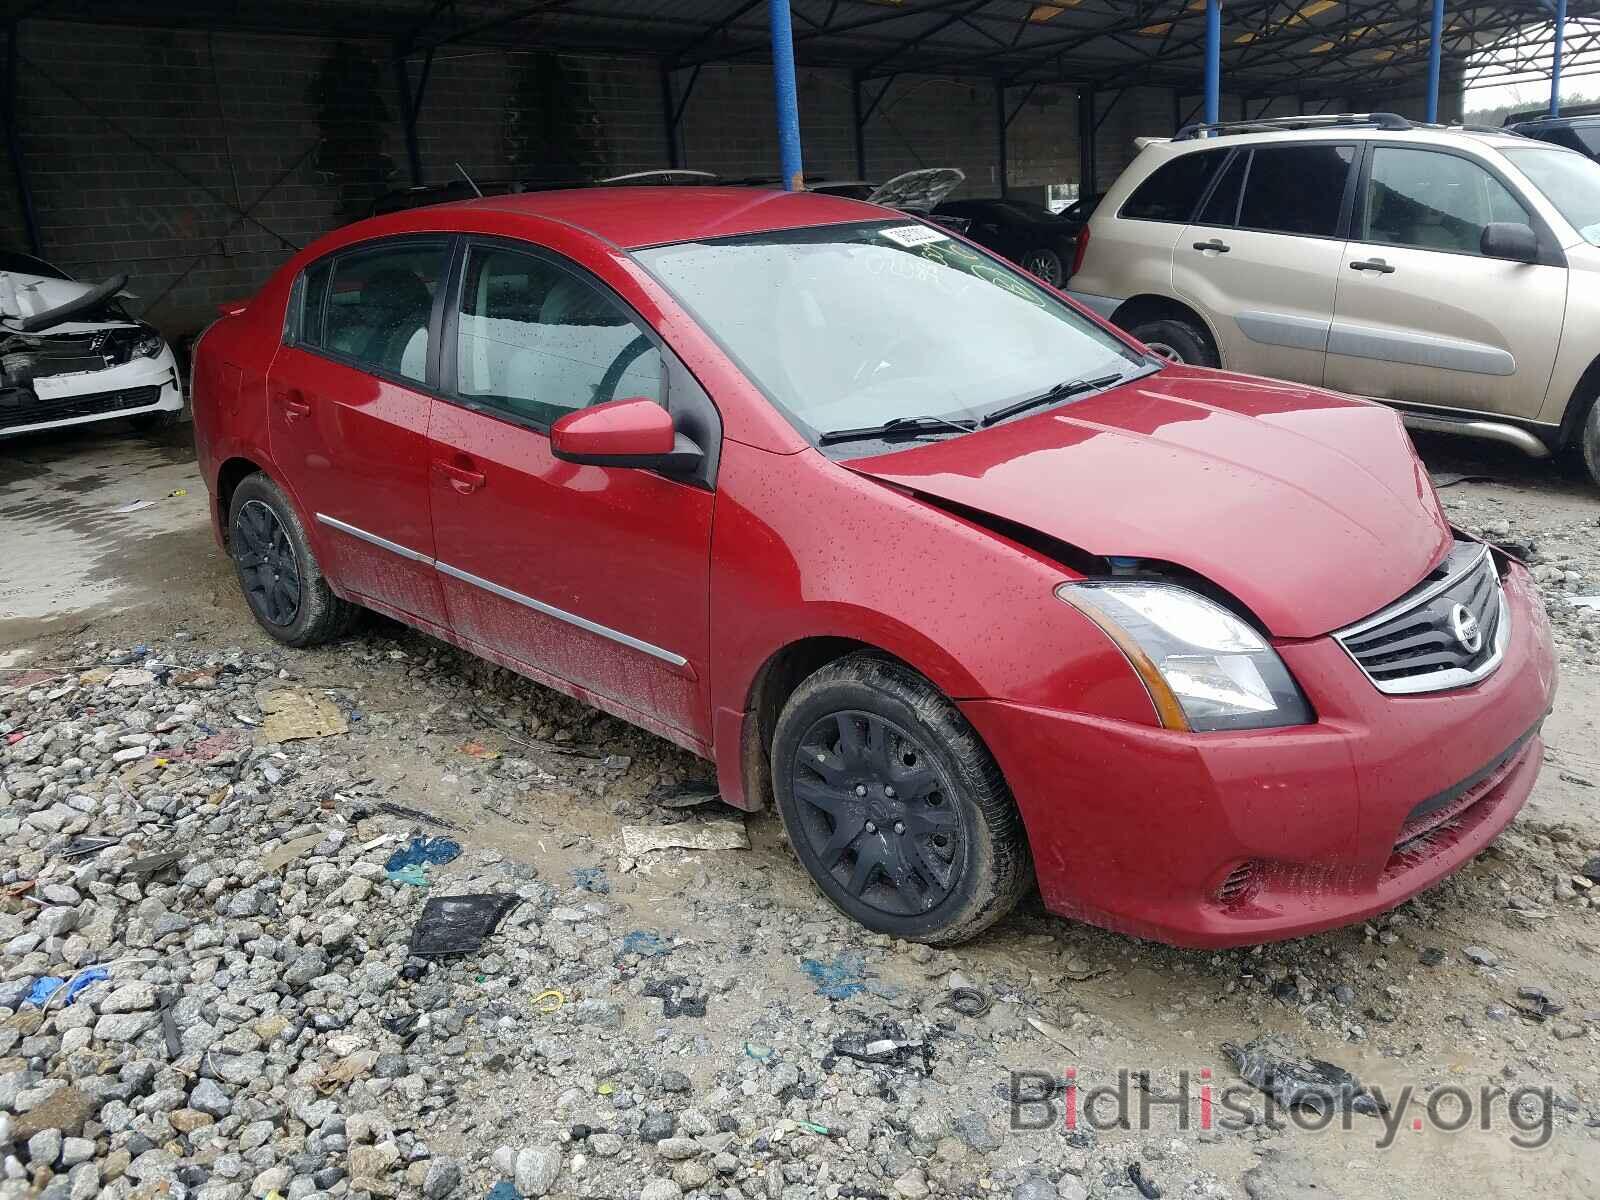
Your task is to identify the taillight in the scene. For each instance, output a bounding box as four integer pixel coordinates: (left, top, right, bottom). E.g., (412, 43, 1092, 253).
(1071, 225, 1090, 277)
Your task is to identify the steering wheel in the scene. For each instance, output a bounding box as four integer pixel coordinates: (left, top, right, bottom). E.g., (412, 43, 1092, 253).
(593, 333, 656, 406)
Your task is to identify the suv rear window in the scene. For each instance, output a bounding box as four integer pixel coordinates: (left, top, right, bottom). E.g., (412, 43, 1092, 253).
(1119, 150, 1226, 223)
(1237, 144, 1355, 237)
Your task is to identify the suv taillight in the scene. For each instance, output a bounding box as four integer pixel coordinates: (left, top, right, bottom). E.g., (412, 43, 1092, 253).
(1071, 225, 1090, 277)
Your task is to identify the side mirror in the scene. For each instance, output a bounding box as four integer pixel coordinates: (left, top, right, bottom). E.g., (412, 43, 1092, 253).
(550, 397, 703, 474)
(1480, 222, 1540, 264)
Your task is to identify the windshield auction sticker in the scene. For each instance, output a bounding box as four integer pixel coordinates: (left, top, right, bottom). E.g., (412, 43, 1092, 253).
(879, 224, 950, 247)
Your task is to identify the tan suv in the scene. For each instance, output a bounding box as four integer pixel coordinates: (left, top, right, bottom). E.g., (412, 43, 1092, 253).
(1068, 113, 1600, 484)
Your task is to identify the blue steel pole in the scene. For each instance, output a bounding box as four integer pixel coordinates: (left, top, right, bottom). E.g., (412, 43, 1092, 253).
(1203, 0, 1221, 125)
(769, 0, 804, 191)
(1425, 0, 1443, 123)
(1551, 0, 1567, 117)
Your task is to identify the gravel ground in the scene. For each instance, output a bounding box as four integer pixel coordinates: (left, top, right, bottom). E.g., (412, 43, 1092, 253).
(1, 430, 1598, 1200)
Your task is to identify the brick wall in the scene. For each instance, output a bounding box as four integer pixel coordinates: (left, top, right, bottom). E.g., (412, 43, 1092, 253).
(0, 17, 1462, 336)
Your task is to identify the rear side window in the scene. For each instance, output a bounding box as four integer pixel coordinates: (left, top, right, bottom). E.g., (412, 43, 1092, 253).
(1195, 151, 1247, 226)
(1237, 145, 1355, 237)
(454, 245, 664, 429)
(1119, 150, 1226, 223)
(321, 241, 448, 384)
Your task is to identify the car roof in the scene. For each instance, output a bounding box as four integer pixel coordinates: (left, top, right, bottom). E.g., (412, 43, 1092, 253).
(1154, 124, 1532, 156)
(437, 186, 887, 250)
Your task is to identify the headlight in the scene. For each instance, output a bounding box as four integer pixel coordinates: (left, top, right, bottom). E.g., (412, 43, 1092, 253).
(131, 332, 165, 359)
(1056, 581, 1313, 732)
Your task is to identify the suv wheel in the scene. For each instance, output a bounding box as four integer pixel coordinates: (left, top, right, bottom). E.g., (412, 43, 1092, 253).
(1127, 316, 1219, 367)
(228, 473, 359, 647)
(771, 654, 1033, 945)
(1580, 397, 1600, 489)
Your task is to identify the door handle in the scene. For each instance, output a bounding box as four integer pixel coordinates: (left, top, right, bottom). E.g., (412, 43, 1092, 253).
(276, 388, 310, 421)
(434, 459, 486, 495)
(1193, 238, 1230, 253)
(1350, 258, 1396, 274)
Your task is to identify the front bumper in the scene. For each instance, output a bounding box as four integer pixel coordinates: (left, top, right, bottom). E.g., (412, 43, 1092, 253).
(0, 351, 182, 438)
(961, 563, 1558, 948)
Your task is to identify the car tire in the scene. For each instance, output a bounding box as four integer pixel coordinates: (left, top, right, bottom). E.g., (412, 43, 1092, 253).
(1127, 316, 1219, 367)
(1579, 395, 1600, 489)
(1022, 246, 1065, 288)
(771, 653, 1033, 945)
(227, 473, 359, 647)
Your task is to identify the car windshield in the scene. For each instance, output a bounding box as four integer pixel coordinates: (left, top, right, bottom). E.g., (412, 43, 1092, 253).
(634, 220, 1147, 445)
(1504, 146, 1600, 246)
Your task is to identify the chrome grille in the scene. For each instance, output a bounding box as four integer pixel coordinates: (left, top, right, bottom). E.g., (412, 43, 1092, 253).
(1333, 543, 1507, 695)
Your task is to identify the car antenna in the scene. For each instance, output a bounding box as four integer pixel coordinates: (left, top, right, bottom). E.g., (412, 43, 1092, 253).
(455, 162, 484, 198)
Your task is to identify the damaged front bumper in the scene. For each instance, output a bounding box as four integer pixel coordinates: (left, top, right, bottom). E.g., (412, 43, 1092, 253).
(959, 562, 1558, 948)
(0, 349, 182, 438)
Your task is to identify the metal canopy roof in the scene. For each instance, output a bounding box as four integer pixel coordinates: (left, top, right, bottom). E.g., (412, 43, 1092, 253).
(8, 1, 1598, 98)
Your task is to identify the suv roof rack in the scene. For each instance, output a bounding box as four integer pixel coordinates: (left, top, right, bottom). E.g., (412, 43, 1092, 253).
(1172, 112, 1412, 141)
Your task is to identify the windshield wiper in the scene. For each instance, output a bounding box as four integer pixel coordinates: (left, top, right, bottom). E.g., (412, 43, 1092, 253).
(817, 414, 978, 446)
(979, 372, 1126, 427)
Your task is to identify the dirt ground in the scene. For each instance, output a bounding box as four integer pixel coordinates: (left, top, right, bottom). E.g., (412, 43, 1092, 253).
(3, 420, 1599, 1198)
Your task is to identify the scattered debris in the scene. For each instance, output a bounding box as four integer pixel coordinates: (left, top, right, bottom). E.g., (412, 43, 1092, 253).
(260, 831, 326, 873)
(259, 689, 349, 743)
(642, 975, 708, 1018)
(1128, 1162, 1162, 1199)
(619, 816, 748, 862)
(530, 988, 566, 1014)
(1515, 984, 1567, 1019)
(827, 1023, 932, 1073)
(1431, 472, 1498, 488)
(375, 800, 463, 830)
(799, 951, 892, 1001)
(122, 850, 183, 878)
(1568, 595, 1600, 611)
(936, 987, 991, 1018)
(111, 498, 155, 514)
(61, 834, 122, 859)
(384, 835, 462, 876)
(409, 894, 521, 957)
(570, 865, 610, 894)
(1462, 945, 1500, 967)
(620, 930, 672, 958)
(1024, 1015, 1076, 1054)
(648, 781, 724, 810)
(1222, 1039, 1387, 1117)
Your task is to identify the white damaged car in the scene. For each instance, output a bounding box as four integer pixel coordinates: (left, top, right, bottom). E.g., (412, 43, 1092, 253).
(0, 252, 184, 439)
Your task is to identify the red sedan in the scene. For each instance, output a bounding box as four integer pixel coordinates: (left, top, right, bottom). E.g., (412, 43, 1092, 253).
(192, 187, 1557, 948)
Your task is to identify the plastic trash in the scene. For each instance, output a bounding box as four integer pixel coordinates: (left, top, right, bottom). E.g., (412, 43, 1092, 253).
(620, 930, 672, 957)
(643, 975, 707, 1018)
(24, 977, 64, 1006)
(800, 951, 885, 1001)
(1128, 1162, 1162, 1199)
(1222, 1039, 1387, 1117)
(375, 801, 462, 830)
(937, 987, 991, 1017)
(571, 866, 610, 894)
(384, 835, 461, 878)
(827, 1022, 932, 1073)
(408, 894, 521, 958)
(388, 863, 429, 887)
(487, 1183, 519, 1200)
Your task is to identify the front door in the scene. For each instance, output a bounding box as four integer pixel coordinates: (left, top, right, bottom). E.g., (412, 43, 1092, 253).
(1323, 144, 1566, 418)
(267, 237, 451, 628)
(425, 240, 715, 744)
(1173, 142, 1358, 386)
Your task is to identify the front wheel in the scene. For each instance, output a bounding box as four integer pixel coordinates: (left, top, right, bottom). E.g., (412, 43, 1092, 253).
(771, 655, 1032, 945)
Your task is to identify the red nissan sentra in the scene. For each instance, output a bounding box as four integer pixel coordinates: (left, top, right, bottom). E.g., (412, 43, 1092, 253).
(191, 188, 1558, 948)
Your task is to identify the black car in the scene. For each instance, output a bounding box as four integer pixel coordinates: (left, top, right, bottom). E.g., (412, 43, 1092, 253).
(932, 195, 1098, 287)
(1503, 104, 1600, 162)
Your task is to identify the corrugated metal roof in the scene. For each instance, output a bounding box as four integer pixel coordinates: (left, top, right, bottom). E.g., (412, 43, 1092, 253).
(12, 1, 1597, 96)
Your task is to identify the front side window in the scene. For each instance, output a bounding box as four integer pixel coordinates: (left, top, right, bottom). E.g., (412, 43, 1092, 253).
(1120, 150, 1227, 223)
(635, 221, 1147, 446)
(1503, 146, 1600, 247)
(455, 246, 663, 428)
(320, 242, 446, 383)
(1237, 144, 1355, 237)
(1362, 147, 1530, 255)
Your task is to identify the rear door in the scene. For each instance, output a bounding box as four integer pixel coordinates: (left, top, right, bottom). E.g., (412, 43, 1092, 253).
(267, 238, 451, 628)
(1174, 141, 1358, 386)
(1323, 143, 1566, 418)
(425, 239, 715, 744)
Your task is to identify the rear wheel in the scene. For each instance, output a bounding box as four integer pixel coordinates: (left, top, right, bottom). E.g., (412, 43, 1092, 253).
(1022, 247, 1065, 287)
(227, 473, 358, 647)
(1579, 395, 1600, 489)
(771, 654, 1032, 945)
(1127, 315, 1219, 367)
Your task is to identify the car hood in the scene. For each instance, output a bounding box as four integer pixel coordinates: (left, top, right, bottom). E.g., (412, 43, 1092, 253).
(844, 366, 1452, 639)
